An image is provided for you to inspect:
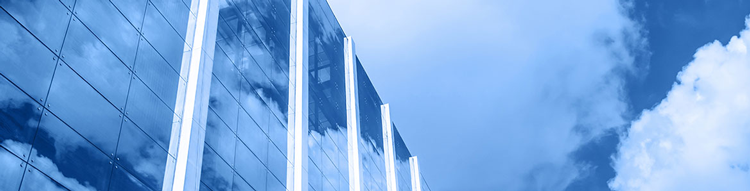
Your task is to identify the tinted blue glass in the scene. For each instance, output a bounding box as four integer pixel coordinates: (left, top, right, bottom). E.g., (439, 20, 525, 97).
(110, 0, 148, 29)
(0, 147, 25, 191)
(239, 77, 271, 134)
(133, 40, 182, 110)
(0, 9, 59, 102)
(109, 165, 154, 191)
(149, 0, 190, 38)
(19, 166, 68, 191)
(234, 141, 267, 191)
(206, 108, 237, 165)
(268, 117, 286, 157)
(213, 48, 243, 100)
(210, 76, 240, 130)
(237, 110, 268, 165)
(0, 0, 71, 53)
(30, 112, 113, 191)
(267, 144, 286, 187)
(200, 147, 233, 191)
(116, 120, 169, 190)
(61, 17, 132, 109)
(232, 172, 253, 191)
(46, 64, 122, 155)
(74, 0, 140, 66)
(142, 3, 185, 71)
(267, 172, 285, 191)
(125, 79, 174, 149)
(0, 76, 42, 158)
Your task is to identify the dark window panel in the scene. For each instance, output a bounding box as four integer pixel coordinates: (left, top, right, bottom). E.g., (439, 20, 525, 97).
(109, 165, 154, 191)
(116, 120, 169, 190)
(74, 0, 140, 66)
(0, 10, 59, 102)
(30, 112, 113, 191)
(0, 0, 71, 54)
(0, 77, 43, 158)
(200, 147, 234, 191)
(110, 0, 148, 29)
(125, 79, 174, 149)
(0, 147, 26, 191)
(46, 64, 122, 154)
(133, 39, 182, 110)
(205, 108, 237, 165)
(61, 17, 132, 109)
(234, 142, 267, 191)
(142, 3, 186, 71)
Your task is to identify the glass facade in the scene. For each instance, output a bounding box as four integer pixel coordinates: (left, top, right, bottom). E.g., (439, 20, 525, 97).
(0, 0, 431, 191)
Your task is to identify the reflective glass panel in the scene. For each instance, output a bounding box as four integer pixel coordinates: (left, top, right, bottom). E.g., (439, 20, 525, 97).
(46, 64, 122, 155)
(30, 112, 113, 191)
(0, 0, 71, 53)
(0, 9, 59, 102)
(116, 120, 169, 190)
(0, 76, 42, 158)
(61, 17, 132, 108)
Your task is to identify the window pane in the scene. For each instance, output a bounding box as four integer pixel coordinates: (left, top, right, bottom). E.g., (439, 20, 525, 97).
(133, 41, 182, 110)
(116, 120, 169, 190)
(109, 165, 154, 191)
(46, 64, 122, 154)
(142, 3, 185, 71)
(30, 112, 113, 191)
(205, 108, 237, 165)
(200, 147, 233, 191)
(237, 111, 268, 165)
(110, 0, 148, 29)
(209, 76, 240, 130)
(0, 10, 58, 101)
(149, 0, 190, 38)
(0, 77, 42, 158)
(0, 147, 25, 191)
(61, 17, 132, 108)
(234, 142, 267, 191)
(125, 79, 174, 149)
(19, 166, 68, 191)
(0, 0, 71, 53)
(74, 0, 139, 66)
(231, 172, 253, 191)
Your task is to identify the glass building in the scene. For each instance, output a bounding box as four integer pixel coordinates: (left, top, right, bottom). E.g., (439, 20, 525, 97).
(0, 0, 432, 191)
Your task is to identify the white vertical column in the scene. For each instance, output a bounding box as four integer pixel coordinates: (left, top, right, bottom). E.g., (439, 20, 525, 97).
(344, 36, 362, 191)
(287, 0, 309, 190)
(164, 0, 219, 190)
(409, 156, 422, 191)
(382, 104, 398, 191)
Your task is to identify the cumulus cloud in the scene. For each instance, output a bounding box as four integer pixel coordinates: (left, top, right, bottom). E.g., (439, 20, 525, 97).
(611, 16, 750, 191)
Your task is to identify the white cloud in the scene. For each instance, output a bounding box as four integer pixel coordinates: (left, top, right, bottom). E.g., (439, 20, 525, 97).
(611, 16, 750, 191)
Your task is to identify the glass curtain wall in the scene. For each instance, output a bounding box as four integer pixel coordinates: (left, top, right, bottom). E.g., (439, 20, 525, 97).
(1, 0, 431, 191)
(307, 0, 349, 190)
(355, 59, 388, 191)
(197, 0, 291, 190)
(392, 124, 413, 191)
(0, 0, 190, 190)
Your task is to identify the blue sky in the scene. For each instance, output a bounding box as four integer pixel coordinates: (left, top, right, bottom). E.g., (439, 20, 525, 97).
(328, 0, 750, 190)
